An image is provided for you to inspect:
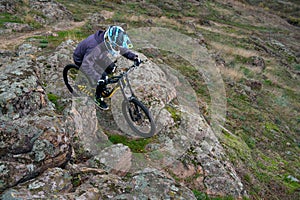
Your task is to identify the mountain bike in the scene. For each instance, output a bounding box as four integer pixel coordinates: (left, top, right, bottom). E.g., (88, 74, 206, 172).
(63, 61, 156, 138)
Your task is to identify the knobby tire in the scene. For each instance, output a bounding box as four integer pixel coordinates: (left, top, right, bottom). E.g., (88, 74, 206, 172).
(122, 98, 156, 138)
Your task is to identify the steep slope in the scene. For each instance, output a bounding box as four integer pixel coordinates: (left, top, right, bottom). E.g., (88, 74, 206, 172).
(0, 0, 299, 199)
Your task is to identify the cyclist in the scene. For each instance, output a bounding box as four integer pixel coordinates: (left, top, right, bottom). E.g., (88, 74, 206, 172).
(73, 25, 141, 110)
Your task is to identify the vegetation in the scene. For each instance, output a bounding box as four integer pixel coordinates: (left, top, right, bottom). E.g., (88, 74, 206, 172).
(0, 13, 22, 28)
(47, 93, 65, 113)
(59, 0, 300, 198)
(108, 134, 154, 153)
(193, 189, 249, 200)
(1, 0, 299, 199)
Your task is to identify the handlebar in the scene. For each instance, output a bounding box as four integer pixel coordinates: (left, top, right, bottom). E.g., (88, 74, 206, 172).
(107, 59, 147, 84)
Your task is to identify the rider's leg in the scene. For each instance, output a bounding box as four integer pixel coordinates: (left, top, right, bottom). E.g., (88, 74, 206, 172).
(94, 62, 115, 110)
(94, 72, 109, 110)
(105, 62, 116, 74)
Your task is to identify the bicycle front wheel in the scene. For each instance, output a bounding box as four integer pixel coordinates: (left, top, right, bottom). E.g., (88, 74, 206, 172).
(122, 98, 156, 138)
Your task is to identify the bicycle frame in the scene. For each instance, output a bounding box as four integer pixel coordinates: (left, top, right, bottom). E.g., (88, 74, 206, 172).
(106, 66, 136, 102)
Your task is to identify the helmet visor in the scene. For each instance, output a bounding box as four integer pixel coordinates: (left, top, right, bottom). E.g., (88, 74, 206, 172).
(108, 26, 133, 49)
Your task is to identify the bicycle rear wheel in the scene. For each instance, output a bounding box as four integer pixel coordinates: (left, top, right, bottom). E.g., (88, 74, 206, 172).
(122, 98, 156, 138)
(63, 64, 93, 97)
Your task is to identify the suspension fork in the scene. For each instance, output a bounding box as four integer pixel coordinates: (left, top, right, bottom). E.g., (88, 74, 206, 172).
(119, 73, 135, 103)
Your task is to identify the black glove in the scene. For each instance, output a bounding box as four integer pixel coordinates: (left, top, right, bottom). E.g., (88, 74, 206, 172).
(133, 57, 142, 67)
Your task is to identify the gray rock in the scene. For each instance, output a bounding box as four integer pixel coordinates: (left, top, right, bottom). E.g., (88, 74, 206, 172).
(0, 0, 18, 14)
(17, 43, 39, 56)
(0, 38, 245, 198)
(0, 108, 73, 192)
(3, 22, 33, 32)
(0, 28, 12, 36)
(87, 12, 107, 30)
(129, 168, 196, 199)
(1, 167, 196, 199)
(38, 39, 76, 97)
(29, 0, 74, 25)
(248, 56, 265, 70)
(92, 144, 132, 176)
(1, 168, 73, 199)
(245, 79, 262, 90)
(0, 42, 72, 193)
(0, 56, 46, 120)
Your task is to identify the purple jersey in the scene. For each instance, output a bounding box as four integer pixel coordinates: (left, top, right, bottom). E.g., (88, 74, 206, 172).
(73, 29, 136, 81)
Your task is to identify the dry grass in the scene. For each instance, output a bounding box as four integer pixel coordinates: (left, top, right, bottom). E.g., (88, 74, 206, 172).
(24, 14, 35, 24)
(210, 41, 258, 58)
(127, 15, 148, 22)
(154, 16, 182, 27)
(218, 64, 244, 81)
(197, 23, 247, 39)
(264, 72, 282, 87)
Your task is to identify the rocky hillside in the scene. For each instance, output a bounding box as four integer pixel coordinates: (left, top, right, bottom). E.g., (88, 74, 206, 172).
(0, 0, 299, 199)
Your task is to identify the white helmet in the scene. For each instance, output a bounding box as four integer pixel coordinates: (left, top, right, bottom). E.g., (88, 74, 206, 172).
(104, 26, 133, 56)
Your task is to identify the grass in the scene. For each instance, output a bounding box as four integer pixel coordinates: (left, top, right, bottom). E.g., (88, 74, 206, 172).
(165, 104, 181, 125)
(193, 190, 238, 200)
(47, 93, 65, 113)
(107, 134, 154, 153)
(4, 0, 298, 199)
(117, 3, 299, 197)
(28, 28, 90, 54)
(0, 13, 22, 28)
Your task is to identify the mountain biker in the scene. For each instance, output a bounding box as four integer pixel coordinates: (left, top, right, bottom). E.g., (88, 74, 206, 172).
(73, 25, 141, 110)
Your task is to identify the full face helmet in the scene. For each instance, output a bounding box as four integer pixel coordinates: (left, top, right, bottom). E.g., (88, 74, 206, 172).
(104, 26, 133, 56)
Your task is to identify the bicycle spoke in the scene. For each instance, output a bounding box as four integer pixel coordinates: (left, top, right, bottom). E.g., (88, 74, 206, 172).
(123, 98, 155, 137)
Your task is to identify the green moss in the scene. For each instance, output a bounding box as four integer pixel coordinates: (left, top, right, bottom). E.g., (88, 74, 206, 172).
(71, 174, 81, 187)
(240, 66, 252, 77)
(235, 55, 250, 64)
(243, 136, 256, 149)
(29, 28, 89, 53)
(108, 134, 153, 153)
(293, 64, 300, 71)
(283, 175, 300, 193)
(265, 122, 280, 132)
(244, 173, 251, 183)
(47, 93, 65, 113)
(165, 105, 181, 124)
(221, 131, 254, 164)
(39, 39, 48, 48)
(0, 13, 22, 28)
(193, 190, 236, 200)
(193, 190, 208, 200)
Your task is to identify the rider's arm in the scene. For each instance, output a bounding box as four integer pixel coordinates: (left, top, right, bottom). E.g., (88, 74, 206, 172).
(120, 47, 137, 61)
(73, 41, 87, 66)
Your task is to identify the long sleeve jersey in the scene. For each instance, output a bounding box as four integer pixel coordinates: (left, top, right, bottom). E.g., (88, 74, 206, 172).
(73, 29, 136, 81)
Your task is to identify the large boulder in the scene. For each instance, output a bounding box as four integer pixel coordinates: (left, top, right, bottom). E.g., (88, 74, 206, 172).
(0, 39, 245, 198)
(0, 44, 72, 193)
(29, 0, 74, 25)
(1, 167, 196, 199)
(37, 39, 76, 97)
(0, 47, 46, 120)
